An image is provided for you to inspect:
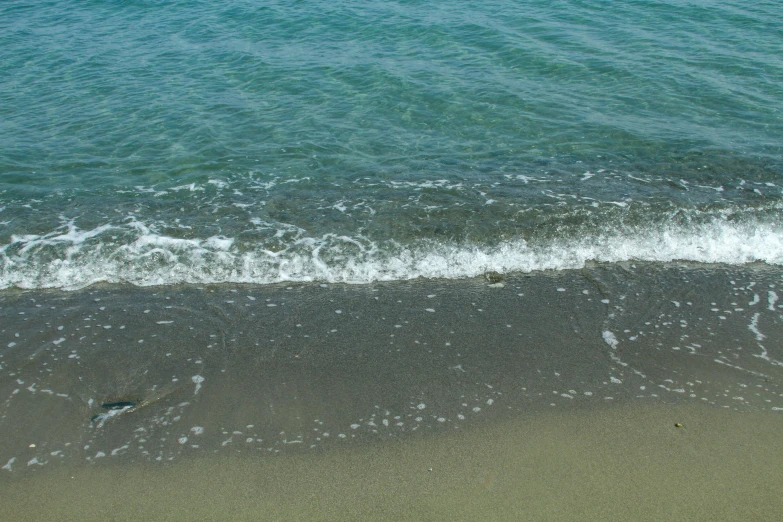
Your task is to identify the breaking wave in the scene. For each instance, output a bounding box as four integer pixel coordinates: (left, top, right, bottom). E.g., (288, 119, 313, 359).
(2, 215, 782, 290)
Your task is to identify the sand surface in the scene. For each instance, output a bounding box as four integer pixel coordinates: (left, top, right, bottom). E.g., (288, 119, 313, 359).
(2, 264, 783, 520)
(2, 402, 782, 521)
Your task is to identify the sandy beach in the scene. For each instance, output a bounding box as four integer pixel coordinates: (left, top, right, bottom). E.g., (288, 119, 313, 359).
(2, 263, 782, 520)
(3, 0, 783, 518)
(2, 402, 782, 521)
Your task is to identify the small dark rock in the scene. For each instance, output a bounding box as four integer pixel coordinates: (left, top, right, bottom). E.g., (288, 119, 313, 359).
(101, 401, 136, 410)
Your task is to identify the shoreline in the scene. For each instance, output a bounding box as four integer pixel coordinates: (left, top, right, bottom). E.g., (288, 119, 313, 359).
(2, 262, 782, 518)
(2, 402, 782, 521)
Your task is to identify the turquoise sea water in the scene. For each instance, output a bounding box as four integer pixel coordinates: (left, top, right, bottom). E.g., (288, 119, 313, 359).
(4, 2, 783, 488)
(1, 0, 782, 288)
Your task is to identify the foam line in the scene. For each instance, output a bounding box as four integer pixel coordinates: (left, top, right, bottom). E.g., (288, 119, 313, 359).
(2, 217, 783, 290)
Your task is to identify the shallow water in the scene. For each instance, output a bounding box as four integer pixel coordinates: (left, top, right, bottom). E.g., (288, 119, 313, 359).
(1, 263, 782, 473)
(2, 1, 782, 289)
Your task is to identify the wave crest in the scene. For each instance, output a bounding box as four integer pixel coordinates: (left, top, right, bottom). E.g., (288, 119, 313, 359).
(2, 215, 781, 290)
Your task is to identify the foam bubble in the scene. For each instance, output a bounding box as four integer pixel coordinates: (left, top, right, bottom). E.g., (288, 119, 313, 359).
(192, 375, 204, 394)
(2, 458, 15, 471)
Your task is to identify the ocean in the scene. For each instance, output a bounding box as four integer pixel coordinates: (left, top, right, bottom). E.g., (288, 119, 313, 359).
(2, 0, 782, 288)
(1, 1, 783, 519)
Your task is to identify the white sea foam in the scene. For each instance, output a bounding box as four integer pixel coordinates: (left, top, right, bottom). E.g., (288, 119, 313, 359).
(602, 331, 619, 349)
(749, 313, 766, 341)
(2, 216, 783, 290)
(192, 375, 204, 394)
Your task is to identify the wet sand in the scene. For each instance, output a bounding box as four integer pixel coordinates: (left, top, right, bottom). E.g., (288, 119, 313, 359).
(2, 402, 782, 521)
(1, 263, 783, 519)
